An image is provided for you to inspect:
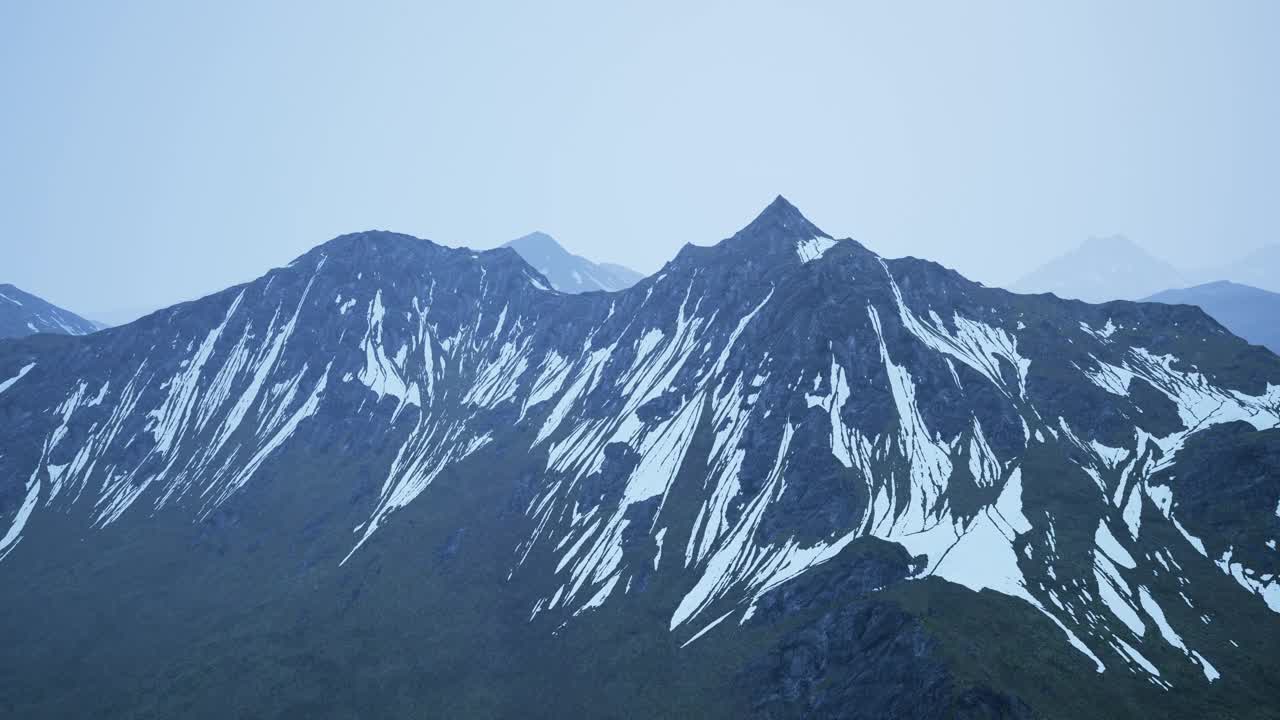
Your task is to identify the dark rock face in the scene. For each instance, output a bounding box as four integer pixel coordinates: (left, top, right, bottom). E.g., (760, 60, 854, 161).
(752, 601, 950, 718)
(1152, 423, 1280, 575)
(742, 542, 1030, 720)
(1, 199, 1280, 718)
(751, 600, 1036, 720)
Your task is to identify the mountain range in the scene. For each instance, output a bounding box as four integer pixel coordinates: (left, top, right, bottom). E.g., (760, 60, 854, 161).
(1013, 236, 1280, 302)
(1145, 281, 1280, 355)
(504, 231, 643, 293)
(0, 283, 100, 338)
(1, 197, 1278, 718)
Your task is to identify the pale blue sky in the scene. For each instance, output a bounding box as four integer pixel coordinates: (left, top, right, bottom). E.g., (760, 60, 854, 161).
(2, 1, 1277, 320)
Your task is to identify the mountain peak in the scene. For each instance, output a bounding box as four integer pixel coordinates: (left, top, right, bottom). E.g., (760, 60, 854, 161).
(763, 193, 800, 215)
(742, 195, 829, 240)
(505, 231, 567, 257)
(503, 231, 643, 293)
(666, 195, 849, 271)
(683, 195, 836, 267)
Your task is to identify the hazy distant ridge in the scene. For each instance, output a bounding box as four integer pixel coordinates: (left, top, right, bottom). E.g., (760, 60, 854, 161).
(1015, 235, 1280, 301)
(504, 232, 642, 293)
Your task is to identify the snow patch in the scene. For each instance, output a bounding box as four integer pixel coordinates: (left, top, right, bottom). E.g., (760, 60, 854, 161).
(795, 236, 838, 263)
(0, 363, 36, 395)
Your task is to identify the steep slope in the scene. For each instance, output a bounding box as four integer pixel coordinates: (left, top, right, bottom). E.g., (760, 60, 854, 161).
(2, 198, 1279, 718)
(505, 231, 643, 292)
(1013, 235, 1189, 302)
(1145, 281, 1280, 354)
(0, 283, 100, 338)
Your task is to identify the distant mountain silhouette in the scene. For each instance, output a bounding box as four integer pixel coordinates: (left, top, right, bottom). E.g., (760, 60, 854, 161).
(1012, 235, 1189, 302)
(1145, 280, 1280, 354)
(1014, 236, 1280, 304)
(504, 232, 642, 292)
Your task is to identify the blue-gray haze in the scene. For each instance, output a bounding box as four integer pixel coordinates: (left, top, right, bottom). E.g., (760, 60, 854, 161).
(2, 1, 1277, 321)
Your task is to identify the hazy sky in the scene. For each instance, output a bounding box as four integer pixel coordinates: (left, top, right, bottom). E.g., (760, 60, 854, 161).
(3, 1, 1277, 320)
